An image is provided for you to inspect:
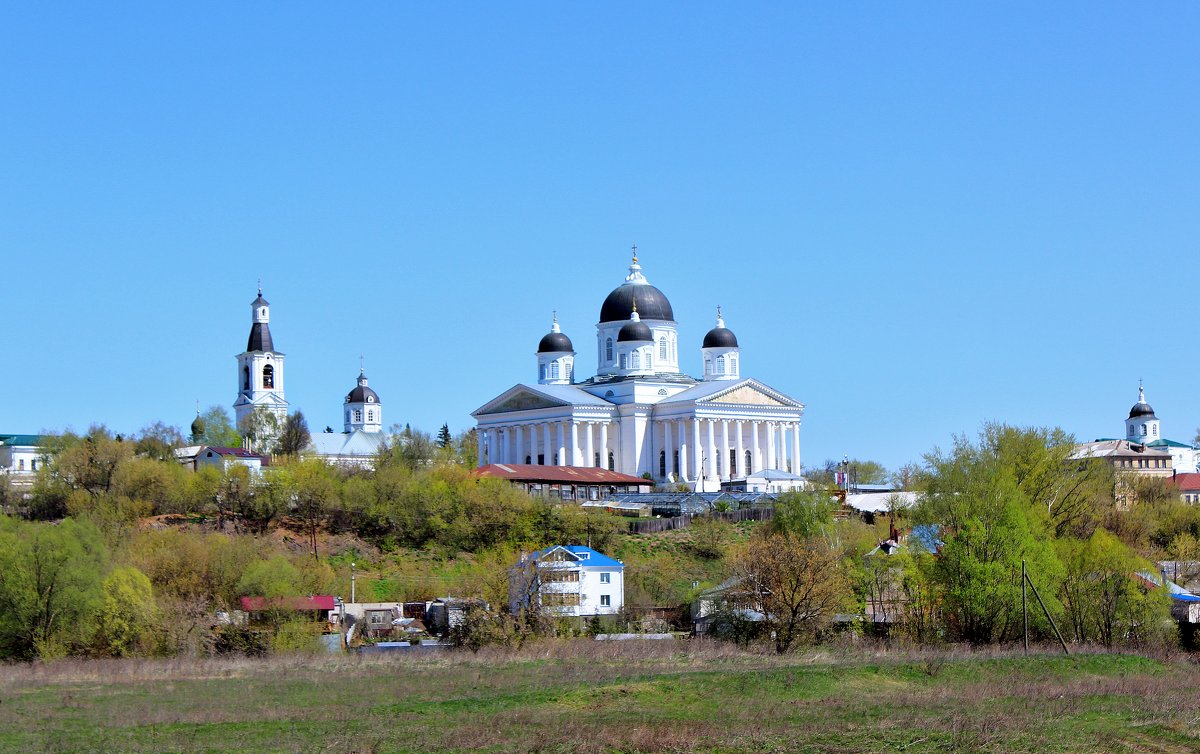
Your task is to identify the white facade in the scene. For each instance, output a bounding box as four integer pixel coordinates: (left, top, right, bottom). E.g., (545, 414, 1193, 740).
(233, 288, 288, 436)
(511, 546, 625, 618)
(474, 252, 804, 490)
(344, 371, 383, 433)
(1118, 383, 1199, 474)
(194, 446, 266, 473)
(0, 435, 44, 475)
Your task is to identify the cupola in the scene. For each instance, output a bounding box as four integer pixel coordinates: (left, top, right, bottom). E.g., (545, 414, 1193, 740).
(701, 306, 741, 381)
(537, 313, 575, 385)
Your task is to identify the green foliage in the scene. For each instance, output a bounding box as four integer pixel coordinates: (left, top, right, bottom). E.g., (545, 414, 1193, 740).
(436, 423, 452, 449)
(769, 489, 838, 539)
(688, 516, 733, 559)
(0, 516, 109, 659)
(94, 566, 156, 657)
(196, 406, 242, 447)
(274, 410, 312, 457)
(237, 555, 303, 599)
(270, 619, 323, 654)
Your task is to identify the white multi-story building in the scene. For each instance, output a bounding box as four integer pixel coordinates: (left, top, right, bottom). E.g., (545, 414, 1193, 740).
(473, 250, 806, 490)
(0, 434, 44, 476)
(511, 545, 625, 618)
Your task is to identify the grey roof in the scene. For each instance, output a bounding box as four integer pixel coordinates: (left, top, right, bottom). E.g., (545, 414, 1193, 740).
(600, 283, 674, 323)
(308, 430, 388, 458)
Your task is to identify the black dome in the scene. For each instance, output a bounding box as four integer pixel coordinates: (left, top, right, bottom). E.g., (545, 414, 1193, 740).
(600, 284, 674, 323)
(617, 320, 653, 342)
(538, 331, 574, 353)
(347, 384, 380, 404)
(1129, 402, 1156, 419)
(246, 322, 274, 352)
(703, 327, 738, 348)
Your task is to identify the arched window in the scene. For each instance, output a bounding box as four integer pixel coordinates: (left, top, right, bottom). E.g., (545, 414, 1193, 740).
(550, 362, 559, 379)
(705, 359, 712, 376)
(354, 409, 363, 423)
(243, 366, 250, 391)
(608, 451, 615, 471)
(525, 455, 532, 465)
(745, 450, 752, 473)
(1141, 424, 1147, 436)
(605, 338, 613, 362)
(539, 364, 546, 380)
(716, 355, 725, 374)
(659, 450, 666, 477)
(594, 452, 601, 468)
(631, 351, 640, 368)
(659, 337, 667, 360)
(262, 364, 275, 389)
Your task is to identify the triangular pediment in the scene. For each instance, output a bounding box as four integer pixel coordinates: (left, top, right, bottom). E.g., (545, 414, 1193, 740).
(701, 380, 802, 408)
(474, 386, 570, 416)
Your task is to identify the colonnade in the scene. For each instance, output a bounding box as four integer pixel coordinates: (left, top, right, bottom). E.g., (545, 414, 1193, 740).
(478, 415, 801, 482)
(656, 417, 800, 482)
(478, 419, 614, 469)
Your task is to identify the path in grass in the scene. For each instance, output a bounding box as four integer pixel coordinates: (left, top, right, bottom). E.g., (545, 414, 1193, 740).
(0, 646, 1197, 753)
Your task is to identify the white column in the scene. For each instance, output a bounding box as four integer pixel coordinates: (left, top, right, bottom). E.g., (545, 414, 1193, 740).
(677, 419, 688, 482)
(766, 421, 776, 470)
(477, 430, 486, 467)
(791, 421, 801, 476)
(734, 420, 744, 479)
(557, 421, 566, 466)
(570, 421, 580, 466)
(778, 424, 786, 471)
(599, 422, 609, 470)
(720, 419, 730, 480)
(706, 418, 717, 482)
(515, 424, 525, 465)
(584, 421, 594, 467)
(692, 417, 703, 482)
(542, 423, 551, 465)
(752, 421, 762, 473)
(663, 419, 674, 481)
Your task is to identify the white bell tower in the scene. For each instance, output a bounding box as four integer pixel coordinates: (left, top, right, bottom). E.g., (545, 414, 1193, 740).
(233, 285, 288, 440)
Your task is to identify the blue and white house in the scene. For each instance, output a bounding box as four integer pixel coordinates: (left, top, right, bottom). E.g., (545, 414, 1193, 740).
(511, 545, 625, 618)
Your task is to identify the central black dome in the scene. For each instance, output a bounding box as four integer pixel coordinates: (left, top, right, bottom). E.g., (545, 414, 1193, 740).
(347, 382, 380, 405)
(538, 331, 574, 353)
(600, 284, 674, 323)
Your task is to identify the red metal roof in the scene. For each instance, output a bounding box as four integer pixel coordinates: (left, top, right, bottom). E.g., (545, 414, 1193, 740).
(474, 463, 649, 485)
(1171, 473, 1200, 492)
(240, 595, 336, 612)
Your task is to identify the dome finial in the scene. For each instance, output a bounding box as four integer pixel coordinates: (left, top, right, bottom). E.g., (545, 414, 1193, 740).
(1138, 378, 1145, 403)
(630, 295, 640, 321)
(257, 278, 262, 297)
(360, 354, 365, 376)
(625, 245, 646, 283)
(631, 243, 638, 264)
(550, 311, 561, 333)
(716, 304, 724, 328)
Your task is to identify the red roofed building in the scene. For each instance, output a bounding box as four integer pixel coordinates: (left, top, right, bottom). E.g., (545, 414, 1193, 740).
(1171, 473, 1200, 504)
(474, 463, 651, 501)
(240, 595, 336, 619)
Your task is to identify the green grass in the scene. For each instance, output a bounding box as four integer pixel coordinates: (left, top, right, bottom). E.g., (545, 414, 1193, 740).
(0, 644, 1196, 753)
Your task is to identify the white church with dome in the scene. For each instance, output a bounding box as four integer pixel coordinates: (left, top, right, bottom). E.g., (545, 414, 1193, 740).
(473, 250, 806, 490)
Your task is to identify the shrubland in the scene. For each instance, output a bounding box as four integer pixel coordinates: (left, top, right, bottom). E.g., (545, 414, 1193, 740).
(0, 420, 1193, 661)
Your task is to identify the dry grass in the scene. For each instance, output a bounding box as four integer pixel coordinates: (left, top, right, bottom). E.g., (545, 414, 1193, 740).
(1, 641, 1198, 752)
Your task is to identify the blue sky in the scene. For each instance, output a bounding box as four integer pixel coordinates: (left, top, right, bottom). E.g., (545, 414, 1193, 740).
(2, 4, 1197, 470)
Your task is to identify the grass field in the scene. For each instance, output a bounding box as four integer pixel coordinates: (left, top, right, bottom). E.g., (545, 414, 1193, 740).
(1, 641, 1197, 753)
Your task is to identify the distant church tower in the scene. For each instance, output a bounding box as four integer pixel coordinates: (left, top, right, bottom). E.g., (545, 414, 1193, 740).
(344, 366, 383, 433)
(233, 286, 288, 437)
(1125, 381, 1160, 442)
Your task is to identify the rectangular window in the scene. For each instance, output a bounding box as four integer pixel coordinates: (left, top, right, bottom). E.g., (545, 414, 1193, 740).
(600, 595, 611, 607)
(600, 572, 611, 584)
(541, 569, 580, 583)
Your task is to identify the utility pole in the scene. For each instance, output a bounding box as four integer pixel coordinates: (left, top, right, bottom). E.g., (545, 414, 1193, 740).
(351, 562, 356, 604)
(1022, 560, 1028, 654)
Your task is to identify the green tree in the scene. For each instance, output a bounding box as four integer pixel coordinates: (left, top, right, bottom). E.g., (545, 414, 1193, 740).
(196, 406, 242, 447)
(134, 422, 184, 461)
(770, 488, 839, 539)
(0, 516, 109, 658)
(239, 406, 280, 453)
(94, 566, 156, 657)
(274, 410, 311, 457)
(437, 423, 452, 449)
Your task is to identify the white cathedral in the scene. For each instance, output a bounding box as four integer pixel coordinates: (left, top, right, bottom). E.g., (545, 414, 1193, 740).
(473, 252, 806, 490)
(231, 287, 387, 465)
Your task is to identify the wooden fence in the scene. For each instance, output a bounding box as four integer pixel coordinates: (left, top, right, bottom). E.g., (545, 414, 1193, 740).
(627, 507, 774, 534)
